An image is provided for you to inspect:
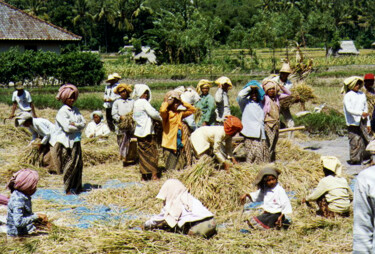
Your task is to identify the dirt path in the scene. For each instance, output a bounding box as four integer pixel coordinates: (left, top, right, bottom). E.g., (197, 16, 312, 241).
(297, 136, 366, 175)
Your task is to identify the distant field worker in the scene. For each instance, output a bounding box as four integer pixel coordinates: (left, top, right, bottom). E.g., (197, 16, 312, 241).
(363, 73, 375, 120)
(112, 83, 136, 165)
(214, 76, 232, 123)
(240, 166, 292, 230)
(191, 116, 242, 172)
(195, 80, 215, 127)
(9, 84, 37, 119)
(132, 84, 162, 181)
(160, 90, 196, 171)
(144, 179, 217, 238)
(342, 76, 371, 165)
(272, 63, 295, 128)
(50, 84, 85, 194)
(6, 169, 48, 236)
(303, 156, 352, 218)
(85, 111, 110, 139)
(353, 165, 375, 253)
(103, 73, 121, 132)
(15, 112, 56, 173)
(262, 79, 291, 162)
(237, 81, 269, 164)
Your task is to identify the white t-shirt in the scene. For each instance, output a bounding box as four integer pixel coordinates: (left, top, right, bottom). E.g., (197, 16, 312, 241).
(12, 90, 32, 111)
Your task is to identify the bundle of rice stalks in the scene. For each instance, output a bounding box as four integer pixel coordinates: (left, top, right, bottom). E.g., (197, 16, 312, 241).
(118, 112, 135, 133)
(193, 107, 202, 124)
(281, 81, 317, 109)
(19, 146, 43, 166)
(0, 125, 30, 148)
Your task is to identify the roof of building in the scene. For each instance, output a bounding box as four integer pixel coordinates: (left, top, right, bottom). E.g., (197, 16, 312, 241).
(338, 40, 359, 55)
(0, 1, 81, 41)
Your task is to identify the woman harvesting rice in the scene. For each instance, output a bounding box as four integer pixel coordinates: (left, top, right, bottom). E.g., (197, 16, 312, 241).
(144, 179, 217, 238)
(85, 111, 110, 139)
(112, 83, 136, 165)
(195, 79, 215, 127)
(262, 79, 291, 162)
(160, 90, 196, 170)
(133, 84, 162, 181)
(50, 84, 85, 194)
(237, 80, 269, 163)
(240, 166, 292, 230)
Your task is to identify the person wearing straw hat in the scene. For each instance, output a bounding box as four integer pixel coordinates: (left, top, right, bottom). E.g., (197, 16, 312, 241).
(214, 76, 232, 123)
(343, 76, 371, 165)
(303, 156, 352, 218)
(195, 79, 215, 127)
(49, 84, 85, 194)
(240, 166, 292, 230)
(103, 73, 121, 132)
(237, 80, 269, 164)
(160, 90, 196, 171)
(191, 115, 242, 172)
(272, 62, 295, 129)
(133, 84, 162, 181)
(262, 79, 291, 162)
(8, 83, 37, 119)
(144, 179, 217, 238)
(112, 83, 136, 165)
(15, 112, 57, 173)
(85, 111, 110, 139)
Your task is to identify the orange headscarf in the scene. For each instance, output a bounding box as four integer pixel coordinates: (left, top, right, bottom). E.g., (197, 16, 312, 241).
(224, 116, 243, 136)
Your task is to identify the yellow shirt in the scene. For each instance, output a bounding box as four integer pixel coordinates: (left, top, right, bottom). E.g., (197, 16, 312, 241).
(160, 101, 196, 151)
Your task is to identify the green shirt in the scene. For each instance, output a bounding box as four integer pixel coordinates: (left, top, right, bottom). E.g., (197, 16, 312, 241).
(195, 94, 215, 127)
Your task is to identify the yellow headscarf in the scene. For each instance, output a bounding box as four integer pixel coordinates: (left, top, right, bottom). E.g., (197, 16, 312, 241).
(114, 83, 133, 95)
(341, 76, 364, 94)
(262, 80, 279, 93)
(321, 156, 342, 177)
(215, 76, 233, 89)
(196, 79, 213, 94)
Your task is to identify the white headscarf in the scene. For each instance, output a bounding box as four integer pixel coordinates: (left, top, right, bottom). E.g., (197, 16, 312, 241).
(90, 110, 104, 120)
(133, 84, 152, 101)
(156, 179, 193, 228)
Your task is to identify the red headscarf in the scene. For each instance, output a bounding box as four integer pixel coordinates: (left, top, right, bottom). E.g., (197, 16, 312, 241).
(7, 169, 39, 196)
(224, 116, 243, 136)
(364, 73, 374, 80)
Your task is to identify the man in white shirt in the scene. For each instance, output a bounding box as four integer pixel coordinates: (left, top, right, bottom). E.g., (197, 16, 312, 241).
(9, 84, 36, 119)
(103, 73, 121, 132)
(343, 76, 371, 165)
(214, 76, 232, 123)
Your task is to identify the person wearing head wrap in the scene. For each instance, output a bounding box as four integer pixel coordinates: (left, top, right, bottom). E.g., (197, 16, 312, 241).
(6, 169, 46, 236)
(343, 76, 371, 165)
(262, 79, 291, 162)
(84, 111, 110, 139)
(50, 84, 85, 194)
(214, 76, 232, 123)
(303, 156, 352, 218)
(240, 166, 292, 230)
(144, 179, 216, 238)
(8, 84, 37, 120)
(191, 116, 242, 172)
(237, 81, 269, 163)
(112, 83, 136, 165)
(15, 112, 56, 173)
(160, 90, 196, 171)
(103, 73, 122, 132)
(133, 84, 162, 180)
(363, 74, 375, 132)
(195, 80, 215, 127)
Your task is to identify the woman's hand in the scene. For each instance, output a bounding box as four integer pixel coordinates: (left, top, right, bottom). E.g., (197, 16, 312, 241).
(240, 194, 249, 205)
(275, 214, 284, 228)
(362, 112, 369, 118)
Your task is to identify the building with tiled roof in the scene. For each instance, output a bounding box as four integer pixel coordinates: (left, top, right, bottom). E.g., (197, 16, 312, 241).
(0, 1, 81, 53)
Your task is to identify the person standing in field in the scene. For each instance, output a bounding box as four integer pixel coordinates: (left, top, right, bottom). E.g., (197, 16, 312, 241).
(132, 84, 162, 181)
(112, 83, 137, 165)
(9, 84, 37, 119)
(237, 80, 269, 164)
(214, 76, 232, 124)
(84, 111, 111, 139)
(160, 90, 196, 171)
(103, 73, 121, 132)
(262, 79, 291, 162)
(272, 63, 295, 129)
(49, 84, 85, 194)
(343, 76, 371, 165)
(363, 73, 375, 120)
(195, 80, 215, 127)
(353, 165, 375, 253)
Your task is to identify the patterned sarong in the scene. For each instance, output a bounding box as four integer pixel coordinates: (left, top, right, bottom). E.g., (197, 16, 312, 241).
(138, 135, 158, 177)
(265, 123, 280, 162)
(244, 137, 269, 164)
(61, 142, 83, 194)
(348, 120, 371, 164)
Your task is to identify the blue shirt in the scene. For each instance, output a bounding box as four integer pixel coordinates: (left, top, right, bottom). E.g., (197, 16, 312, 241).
(7, 190, 38, 236)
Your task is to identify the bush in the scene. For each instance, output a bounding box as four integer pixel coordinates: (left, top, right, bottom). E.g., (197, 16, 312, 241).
(294, 110, 346, 136)
(0, 48, 105, 86)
